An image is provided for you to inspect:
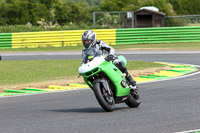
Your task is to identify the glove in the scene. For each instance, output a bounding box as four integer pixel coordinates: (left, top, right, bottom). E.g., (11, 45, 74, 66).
(105, 54, 116, 61)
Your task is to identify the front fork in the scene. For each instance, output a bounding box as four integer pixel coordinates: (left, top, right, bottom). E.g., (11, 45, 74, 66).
(92, 78, 112, 96)
(103, 79, 112, 96)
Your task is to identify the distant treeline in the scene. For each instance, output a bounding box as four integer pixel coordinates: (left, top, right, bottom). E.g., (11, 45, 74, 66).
(0, 0, 200, 27)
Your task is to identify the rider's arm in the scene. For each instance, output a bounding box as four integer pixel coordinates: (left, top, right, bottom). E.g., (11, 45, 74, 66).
(81, 49, 85, 63)
(98, 40, 115, 55)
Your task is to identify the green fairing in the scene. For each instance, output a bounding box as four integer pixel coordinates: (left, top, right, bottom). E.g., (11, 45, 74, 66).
(99, 61, 130, 97)
(84, 77, 93, 89)
(81, 56, 130, 97)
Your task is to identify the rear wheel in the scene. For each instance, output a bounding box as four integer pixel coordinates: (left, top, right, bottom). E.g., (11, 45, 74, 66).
(93, 80, 115, 112)
(125, 89, 141, 108)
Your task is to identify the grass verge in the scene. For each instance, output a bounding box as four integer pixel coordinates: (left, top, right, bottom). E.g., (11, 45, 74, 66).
(0, 59, 167, 91)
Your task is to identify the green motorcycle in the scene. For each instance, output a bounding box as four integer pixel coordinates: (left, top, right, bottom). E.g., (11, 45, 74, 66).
(78, 48, 141, 112)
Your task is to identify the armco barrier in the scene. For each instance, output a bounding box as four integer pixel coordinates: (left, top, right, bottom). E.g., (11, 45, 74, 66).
(11, 29, 116, 48)
(0, 33, 12, 48)
(116, 26, 200, 45)
(1, 26, 200, 49)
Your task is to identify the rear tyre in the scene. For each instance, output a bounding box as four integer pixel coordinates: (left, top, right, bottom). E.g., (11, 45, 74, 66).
(125, 89, 141, 108)
(93, 80, 115, 112)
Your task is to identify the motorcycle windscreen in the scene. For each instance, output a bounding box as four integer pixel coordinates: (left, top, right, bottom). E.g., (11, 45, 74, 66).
(82, 48, 102, 64)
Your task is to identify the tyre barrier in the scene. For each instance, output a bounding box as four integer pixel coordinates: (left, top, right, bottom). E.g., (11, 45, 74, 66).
(0, 62, 199, 97)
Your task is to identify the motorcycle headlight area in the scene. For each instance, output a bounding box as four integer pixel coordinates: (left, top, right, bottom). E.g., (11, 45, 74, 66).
(79, 56, 105, 73)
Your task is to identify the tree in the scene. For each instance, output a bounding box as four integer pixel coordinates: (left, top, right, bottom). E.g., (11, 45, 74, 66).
(169, 0, 200, 15)
(54, 0, 70, 25)
(99, 0, 137, 11)
(37, 0, 56, 9)
(67, 1, 92, 25)
(53, 0, 93, 26)
(0, 0, 31, 25)
(0, 0, 51, 25)
(137, 0, 176, 16)
(122, 0, 139, 11)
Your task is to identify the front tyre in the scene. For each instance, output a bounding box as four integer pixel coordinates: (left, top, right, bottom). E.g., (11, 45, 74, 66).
(93, 81, 115, 112)
(125, 89, 141, 108)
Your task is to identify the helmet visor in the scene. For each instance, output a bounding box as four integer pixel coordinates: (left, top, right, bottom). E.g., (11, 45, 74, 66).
(83, 40, 92, 48)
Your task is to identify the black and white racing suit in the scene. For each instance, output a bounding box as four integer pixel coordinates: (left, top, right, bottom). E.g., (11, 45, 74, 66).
(82, 40, 136, 86)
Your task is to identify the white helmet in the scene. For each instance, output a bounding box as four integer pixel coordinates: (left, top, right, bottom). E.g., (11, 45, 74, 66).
(82, 30, 97, 48)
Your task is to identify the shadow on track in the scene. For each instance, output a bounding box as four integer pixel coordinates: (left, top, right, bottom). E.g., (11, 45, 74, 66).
(43, 107, 128, 113)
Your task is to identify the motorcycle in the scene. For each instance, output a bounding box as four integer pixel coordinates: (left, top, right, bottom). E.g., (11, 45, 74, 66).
(78, 48, 141, 112)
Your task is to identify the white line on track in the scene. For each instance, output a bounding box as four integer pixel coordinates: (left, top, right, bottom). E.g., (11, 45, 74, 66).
(175, 128, 200, 133)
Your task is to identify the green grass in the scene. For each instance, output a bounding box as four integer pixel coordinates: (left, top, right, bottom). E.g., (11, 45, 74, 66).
(1, 42, 200, 52)
(127, 60, 165, 70)
(0, 60, 166, 87)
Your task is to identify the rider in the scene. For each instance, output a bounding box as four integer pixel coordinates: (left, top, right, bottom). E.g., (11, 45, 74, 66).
(81, 30, 137, 88)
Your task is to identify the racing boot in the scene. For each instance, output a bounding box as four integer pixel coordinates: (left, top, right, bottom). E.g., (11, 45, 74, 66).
(126, 73, 136, 86)
(126, 74, 139, 95)
(126, 73, 138, 90)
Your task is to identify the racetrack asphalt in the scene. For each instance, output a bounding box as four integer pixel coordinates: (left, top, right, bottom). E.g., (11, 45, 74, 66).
(0, 50, 200, 133)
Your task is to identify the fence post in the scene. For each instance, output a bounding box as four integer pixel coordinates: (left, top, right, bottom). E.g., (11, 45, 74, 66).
(93, 12, 96, 27)
(118, 12, 120, 28)
(132, 11, 134, 28)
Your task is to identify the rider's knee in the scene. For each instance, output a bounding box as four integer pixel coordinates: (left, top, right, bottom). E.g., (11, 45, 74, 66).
(116, 61, 126, 71)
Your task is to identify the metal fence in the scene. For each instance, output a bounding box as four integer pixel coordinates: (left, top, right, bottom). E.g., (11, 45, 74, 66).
(93, 11, 134, 28)
(93, 11, 200, 28)
(165, 15, 200, 27)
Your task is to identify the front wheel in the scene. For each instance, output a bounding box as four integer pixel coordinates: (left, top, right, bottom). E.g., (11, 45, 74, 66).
(93, 80, 115, 112)
(125, 89, 141, 108)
